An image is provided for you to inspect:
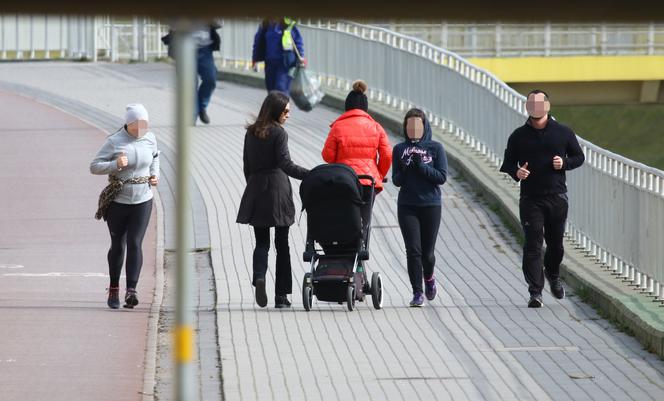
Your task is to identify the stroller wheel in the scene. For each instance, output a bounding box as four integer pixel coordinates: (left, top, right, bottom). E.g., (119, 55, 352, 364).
(371, 272, 383, 310)
(302, 273, 313, 311)
(346, 285, 355, 311)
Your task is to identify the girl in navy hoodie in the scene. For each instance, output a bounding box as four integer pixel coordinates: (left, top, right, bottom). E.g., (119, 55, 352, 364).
(392, 109, 448, 307)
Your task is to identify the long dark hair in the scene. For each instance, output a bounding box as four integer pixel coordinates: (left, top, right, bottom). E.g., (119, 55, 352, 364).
(246, 91, 289, 139)
(402, 108, 427, 137)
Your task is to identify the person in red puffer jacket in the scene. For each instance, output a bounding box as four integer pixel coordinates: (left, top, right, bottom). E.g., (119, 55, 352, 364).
(322, 79, 392, 236)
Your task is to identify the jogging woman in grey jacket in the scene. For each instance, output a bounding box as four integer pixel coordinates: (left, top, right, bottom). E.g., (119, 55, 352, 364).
(90, 103, 160, 309)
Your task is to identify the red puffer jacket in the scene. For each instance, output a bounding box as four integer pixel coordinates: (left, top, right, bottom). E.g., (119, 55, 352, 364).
(322, 109, 392, 192)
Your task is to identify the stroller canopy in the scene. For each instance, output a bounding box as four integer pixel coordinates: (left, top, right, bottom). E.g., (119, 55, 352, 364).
(300, 164, 364, 244)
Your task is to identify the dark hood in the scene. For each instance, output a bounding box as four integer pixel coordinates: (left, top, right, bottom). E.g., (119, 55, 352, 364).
(403, 114, 433, 144)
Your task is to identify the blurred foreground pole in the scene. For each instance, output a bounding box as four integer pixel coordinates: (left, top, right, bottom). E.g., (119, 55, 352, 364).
(171, 19, 198, 401)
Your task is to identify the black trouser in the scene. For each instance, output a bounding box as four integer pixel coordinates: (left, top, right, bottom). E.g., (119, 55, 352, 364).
(106, 199, 153, 289)
(519, 193, 568, 296)
(253, 226, 292, 296)
(397, 205, 442, 294)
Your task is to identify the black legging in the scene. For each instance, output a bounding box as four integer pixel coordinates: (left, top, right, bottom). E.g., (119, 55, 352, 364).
(397, 204, 442, 294)
(106, 199, 153, 288)
(253, 226, 292, 296)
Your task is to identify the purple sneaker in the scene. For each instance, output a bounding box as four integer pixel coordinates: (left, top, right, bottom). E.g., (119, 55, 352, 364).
(409, 292, 424, 307)
(425, 276, 437, 301)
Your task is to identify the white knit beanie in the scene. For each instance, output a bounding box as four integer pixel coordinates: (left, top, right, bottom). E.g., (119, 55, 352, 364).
(125, 103, 149, 125)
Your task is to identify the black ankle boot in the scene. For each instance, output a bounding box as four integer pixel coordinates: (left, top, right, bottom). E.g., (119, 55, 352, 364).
(275, 295, 291, 308)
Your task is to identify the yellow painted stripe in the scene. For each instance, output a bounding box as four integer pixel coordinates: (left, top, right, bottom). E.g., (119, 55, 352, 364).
(174, 325, 195, 363)
(467, 55, 664, 83)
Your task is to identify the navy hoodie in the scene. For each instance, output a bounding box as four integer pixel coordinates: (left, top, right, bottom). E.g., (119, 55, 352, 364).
(391, 117, 448, 206)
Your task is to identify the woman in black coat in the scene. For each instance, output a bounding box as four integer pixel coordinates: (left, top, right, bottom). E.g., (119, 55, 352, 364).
(237, 91, 309, 308)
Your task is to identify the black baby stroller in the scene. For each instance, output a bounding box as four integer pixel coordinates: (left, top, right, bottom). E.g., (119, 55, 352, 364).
(299, 163, 383, 311)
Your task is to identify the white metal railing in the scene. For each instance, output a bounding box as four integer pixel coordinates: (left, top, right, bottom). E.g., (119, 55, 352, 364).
(0, 14, 99, 60)
(2, 16, 663, 302)
(219, 19, 664, 302)
(0, 14, 170, 61)
(368, 21, 664, 57)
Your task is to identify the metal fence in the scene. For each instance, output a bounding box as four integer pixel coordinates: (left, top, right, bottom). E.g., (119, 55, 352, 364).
(368, 21, 664, 57)
(219, 19, 664, 301)
(0, 14, 98, 60)
(0, 15, 169, 61)
(2, 15, 663, 301)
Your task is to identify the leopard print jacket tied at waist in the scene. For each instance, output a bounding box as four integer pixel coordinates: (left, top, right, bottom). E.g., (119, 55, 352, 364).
(95, 175, 151, 221)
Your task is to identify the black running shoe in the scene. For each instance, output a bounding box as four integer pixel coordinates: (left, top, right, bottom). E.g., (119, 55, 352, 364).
(275, 295, 291, 309)
(123, 288, 139, 309)
(198, 110, 210, 124)
(547, 277, 566, 299)
(255, 278, 267, 308)
(107, 286, 120, 309)
(528, 295, 543, 308)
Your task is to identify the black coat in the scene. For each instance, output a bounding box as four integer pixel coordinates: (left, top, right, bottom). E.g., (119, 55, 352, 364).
(236, 125, 309, 227)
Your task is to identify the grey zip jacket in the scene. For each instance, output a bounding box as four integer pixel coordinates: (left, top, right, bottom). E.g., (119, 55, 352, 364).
(90, 127, 160, 205)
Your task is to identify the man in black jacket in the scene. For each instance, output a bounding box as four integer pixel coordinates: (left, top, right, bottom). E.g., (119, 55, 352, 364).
(500, 90, 585, 308)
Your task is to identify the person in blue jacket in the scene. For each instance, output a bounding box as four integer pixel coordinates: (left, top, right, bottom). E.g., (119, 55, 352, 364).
(251, 18, 306, 95)
(392, 108, 448, 307)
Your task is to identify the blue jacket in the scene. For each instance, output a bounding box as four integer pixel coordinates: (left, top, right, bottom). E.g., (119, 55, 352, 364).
(391, 117, 448, 206)
(252, 22, 305, 66)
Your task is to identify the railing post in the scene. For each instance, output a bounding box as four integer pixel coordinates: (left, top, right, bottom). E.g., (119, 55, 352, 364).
(495, 23, 502, 57)
(157, 20, 164, 58)
(544, 22, 551, 57)
(91, 16, 98, 62)
(600, 23, 607, 55)
(44, 15, 50, 59)
(1, 15, 6, 60)
(15, 15, 22, 59)
(470, 25, 477, 57)
(59, 15, 65, 58)
(78, 17, 84, 58)
(29, 15, 34, 59)
(131, 16, 139, 61)
(111, 24, 118, 62)
(138, 17, 147, 62)
(648, 22, 655, 55)
(441, 21, 448, 49)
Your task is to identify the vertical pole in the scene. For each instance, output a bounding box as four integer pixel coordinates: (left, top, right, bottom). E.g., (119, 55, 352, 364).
(157, 20, 163, 58)
(132, 16, 139, 61)
(648, 22, 654, 55)
(92, 16, 98, 62)
(544, 21, 551, 57)
(1, 15, 6, 59)
(60, 15, 65, 58)
(29, 15, 34, 59)
(600, 23, 607, 55)
(172, 21, 197, 401)
(16, 15, 22, 59)
(77, 17, 83, 58)
(441, 21, 448, 49)
(44, 15, 50, 59)
(138, 17, 146, 62)
(495, 22, 501, 57)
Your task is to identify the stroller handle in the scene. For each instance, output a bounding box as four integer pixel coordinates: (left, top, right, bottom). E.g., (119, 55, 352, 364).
(357, 174, 376, 185)
(357, 175, 388, 185)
